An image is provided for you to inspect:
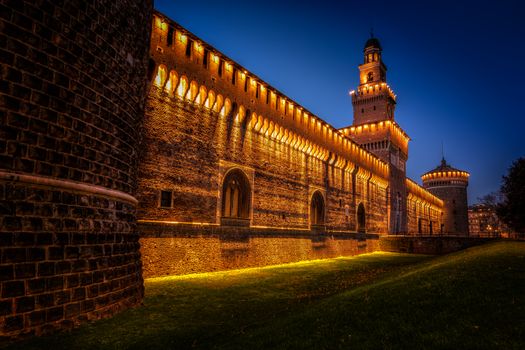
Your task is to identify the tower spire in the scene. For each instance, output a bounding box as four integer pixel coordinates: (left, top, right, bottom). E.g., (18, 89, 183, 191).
(441, 142, 447, 166)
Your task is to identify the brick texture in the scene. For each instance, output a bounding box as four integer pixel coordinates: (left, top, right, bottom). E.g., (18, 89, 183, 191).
(0, 0, 152, 338)
(139, 222, 379, 278)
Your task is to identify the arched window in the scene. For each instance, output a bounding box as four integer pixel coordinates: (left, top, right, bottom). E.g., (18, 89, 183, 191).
(357, 203, 366, 232)
(367, 72, 374, 83)
(221, 169, 251, 221)
(310, 191, 325, 227)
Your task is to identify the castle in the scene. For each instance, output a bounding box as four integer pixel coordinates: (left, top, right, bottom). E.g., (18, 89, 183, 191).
(0, 2, 468, 339)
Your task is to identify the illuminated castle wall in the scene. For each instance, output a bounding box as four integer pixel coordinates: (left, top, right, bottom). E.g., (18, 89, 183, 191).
(137, 12, 448, 276)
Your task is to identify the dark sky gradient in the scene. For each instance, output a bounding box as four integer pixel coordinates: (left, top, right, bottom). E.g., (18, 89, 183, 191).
(155, 0, 524, 204)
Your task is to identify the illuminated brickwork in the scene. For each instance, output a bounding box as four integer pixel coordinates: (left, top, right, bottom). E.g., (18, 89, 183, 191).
(0, 0, 151, 338)
(136, 11, 450, 278)
(138, 12, 392, 236)
(422, 159, 469, 235)
(139, 223, 378, 278)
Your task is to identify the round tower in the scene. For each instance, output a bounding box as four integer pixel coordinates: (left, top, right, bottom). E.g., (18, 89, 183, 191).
(1, 0, 152, 338)
(421, 158, 469, 235)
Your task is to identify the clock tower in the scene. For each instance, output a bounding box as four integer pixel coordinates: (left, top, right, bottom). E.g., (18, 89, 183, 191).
(341, 35, 410, 234)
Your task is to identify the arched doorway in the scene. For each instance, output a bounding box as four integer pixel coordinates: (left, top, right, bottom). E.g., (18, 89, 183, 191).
(221, 169, 251, 226)
(357, 203, 366, 233)
(310, 191, 325, 228)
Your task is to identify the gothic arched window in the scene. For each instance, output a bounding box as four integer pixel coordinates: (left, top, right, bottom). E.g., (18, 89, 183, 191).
(310, 191, 325, 226)
(221, 169, 251, 219)
(357, 203, 366, 233)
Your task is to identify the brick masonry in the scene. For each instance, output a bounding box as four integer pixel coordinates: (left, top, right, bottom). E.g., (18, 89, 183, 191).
(135, 11, 449, 278)
(379, 236, 495, 255)
(139, 222, 379, 278)
(1, 0, 152, 338)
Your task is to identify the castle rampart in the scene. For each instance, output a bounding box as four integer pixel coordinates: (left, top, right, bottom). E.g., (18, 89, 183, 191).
(136, 12, 445, 277)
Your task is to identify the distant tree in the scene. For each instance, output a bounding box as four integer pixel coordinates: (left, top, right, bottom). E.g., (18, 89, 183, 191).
(497, 158, 525, 233)
(477, 192, 502, 208)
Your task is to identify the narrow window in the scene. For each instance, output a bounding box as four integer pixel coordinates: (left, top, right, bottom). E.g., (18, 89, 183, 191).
(373, 106, 376, 110)
(361, 108, 364, 113)
(160, 191, 172, 208)
(232, 68, 236, 85)
(185, 39, 193, 57)
(255, 83, 260, 98)
(276, 96, 280, 110)
(167, 25, 174, 46)
(244, 76, 248, 92)
(218, 59, 223, 77)
(266, 90, 270, 104)
(203, 49, 209, 68)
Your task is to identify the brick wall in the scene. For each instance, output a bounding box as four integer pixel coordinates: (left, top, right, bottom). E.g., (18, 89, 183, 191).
(139, 222, 379, 278)
(138, 12, 391, 235)
(379, 236, 495, 255)
(427, 186, 469, 235)
(1, 0, 152, 338)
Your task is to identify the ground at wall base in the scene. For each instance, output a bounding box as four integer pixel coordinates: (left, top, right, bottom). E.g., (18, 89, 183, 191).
(1, 241, 522, 349)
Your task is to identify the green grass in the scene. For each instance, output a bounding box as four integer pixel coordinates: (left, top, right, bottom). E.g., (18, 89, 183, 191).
(4, 241, 524, 349)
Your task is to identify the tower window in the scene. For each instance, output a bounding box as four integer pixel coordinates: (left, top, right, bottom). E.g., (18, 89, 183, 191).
(256, 83, 260, 98)
(266, 89, 270, 104)
(167, 25, 174, 46)
(232, 68, 236, 84)
(203, 49, 209, 68)
(160, 190, 172, 208)
(244, 76, 248, 92)
(361, 108, 364, 113)
(367, 72, 374, 82)
(218, 59, 223, 77)
(185, 39, 193, 57)
(373, 106, 376, 110)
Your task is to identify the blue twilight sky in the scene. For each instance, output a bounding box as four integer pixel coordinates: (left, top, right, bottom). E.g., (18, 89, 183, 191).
(155, 0, 524, 204)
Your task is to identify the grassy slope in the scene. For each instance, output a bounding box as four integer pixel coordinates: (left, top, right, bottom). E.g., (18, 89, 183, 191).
(3, 241, 524, 350)
(225, 241, 525, 350)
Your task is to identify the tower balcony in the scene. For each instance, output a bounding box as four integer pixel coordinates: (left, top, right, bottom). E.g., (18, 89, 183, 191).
(350, 82, 396, 103)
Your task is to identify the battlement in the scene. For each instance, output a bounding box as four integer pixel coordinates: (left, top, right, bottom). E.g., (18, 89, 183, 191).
(422, 171, 470, 182)
(339, 120, 410, 157)
(350, 82, 397, 102)
(150, 11, 388, 179)
(406, 178, 444, 209)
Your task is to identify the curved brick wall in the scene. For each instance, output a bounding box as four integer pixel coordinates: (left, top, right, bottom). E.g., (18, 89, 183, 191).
(1, 0, 151, 338)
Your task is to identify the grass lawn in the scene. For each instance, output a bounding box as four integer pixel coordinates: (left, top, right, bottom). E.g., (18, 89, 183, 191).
(4, 241, 524, 349)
